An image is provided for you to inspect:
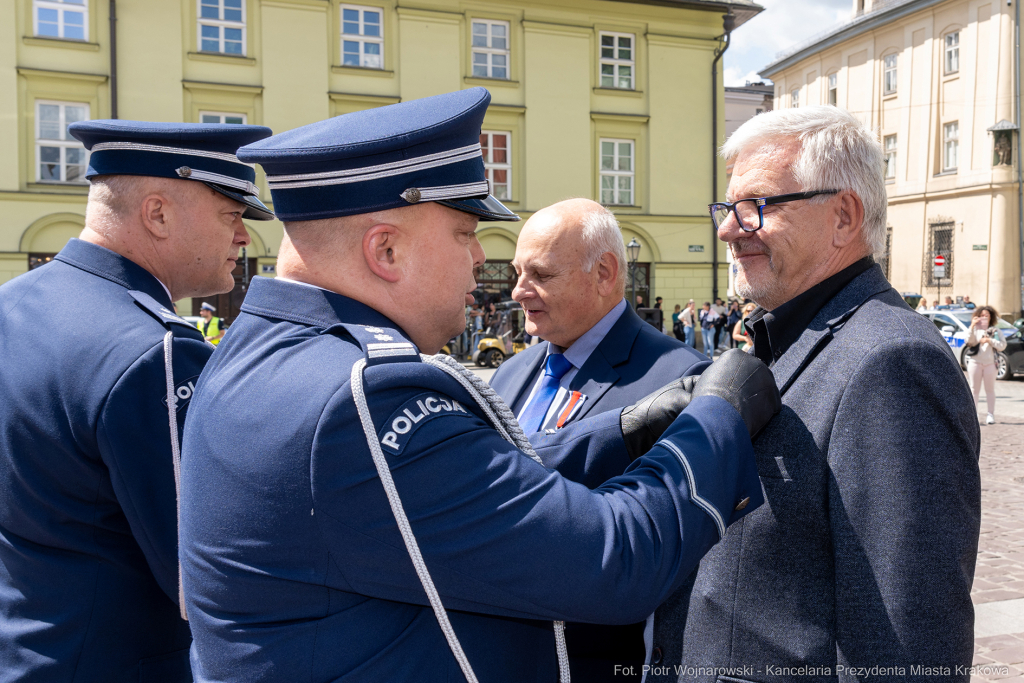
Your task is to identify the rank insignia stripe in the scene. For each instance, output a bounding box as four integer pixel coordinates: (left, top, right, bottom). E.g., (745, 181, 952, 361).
(376, 392, 473, 456)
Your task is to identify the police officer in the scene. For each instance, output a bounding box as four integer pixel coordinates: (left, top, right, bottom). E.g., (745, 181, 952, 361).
(0, 121, 274, 682)
(196, 302, 224, 345)
(180, 88, 780, 683)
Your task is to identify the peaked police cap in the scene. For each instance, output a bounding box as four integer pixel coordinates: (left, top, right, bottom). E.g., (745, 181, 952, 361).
(69, 120, 275, 220)
(236, 87, 519, 222)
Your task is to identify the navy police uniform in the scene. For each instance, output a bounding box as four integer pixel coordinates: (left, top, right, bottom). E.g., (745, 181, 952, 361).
(179, 88, 763, 682)
(0, 122, 272, 683)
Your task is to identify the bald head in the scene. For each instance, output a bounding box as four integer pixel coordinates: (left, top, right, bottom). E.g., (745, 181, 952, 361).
(512, 199, 626, 349)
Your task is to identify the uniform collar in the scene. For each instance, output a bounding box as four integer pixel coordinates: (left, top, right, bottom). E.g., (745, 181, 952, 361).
(54, 238, 174, 308)
(240, 276, 411, 335)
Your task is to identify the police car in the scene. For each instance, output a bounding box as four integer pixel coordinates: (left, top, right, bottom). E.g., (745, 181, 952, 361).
(922, 308, 1024, 380)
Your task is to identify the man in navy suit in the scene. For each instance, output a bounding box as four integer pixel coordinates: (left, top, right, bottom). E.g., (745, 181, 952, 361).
(489, 198, 708, 681)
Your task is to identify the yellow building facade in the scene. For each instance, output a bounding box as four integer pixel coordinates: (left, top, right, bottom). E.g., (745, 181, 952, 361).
(1, 0, 760, 318)
(762, 0, 1024, 318)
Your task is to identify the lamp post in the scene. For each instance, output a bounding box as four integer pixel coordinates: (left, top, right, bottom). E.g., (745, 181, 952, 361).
(627, 238, 641, 309)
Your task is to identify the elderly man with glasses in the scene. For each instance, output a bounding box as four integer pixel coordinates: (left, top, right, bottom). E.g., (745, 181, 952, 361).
(644, 107, 981, 682)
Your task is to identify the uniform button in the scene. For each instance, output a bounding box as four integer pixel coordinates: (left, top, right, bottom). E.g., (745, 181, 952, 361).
(735, 497, 750, 511)
(401, 187, 422, 203)
(652, 647, 663, 664)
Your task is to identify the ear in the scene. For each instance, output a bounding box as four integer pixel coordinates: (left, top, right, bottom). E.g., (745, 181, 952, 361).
(595, 251, 619, 296)
(833, 190, 865, 249)
(140, 193, 171, 240)
(363, 222, 401, 283)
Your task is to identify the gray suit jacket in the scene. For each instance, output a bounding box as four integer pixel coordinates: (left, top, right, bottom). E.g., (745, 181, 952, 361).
(650, 265, 981, 682)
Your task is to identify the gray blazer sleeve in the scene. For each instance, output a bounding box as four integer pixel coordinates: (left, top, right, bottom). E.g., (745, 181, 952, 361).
(828, 338, 980, 679)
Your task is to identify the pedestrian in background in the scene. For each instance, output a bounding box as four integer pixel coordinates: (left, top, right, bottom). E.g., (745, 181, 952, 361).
(966, 305, 1006, 425)
(916, 298, 929, 312)
(699, 301, 717, 357)
(671, 304, 684, 341)
(726, 300, 742, 348)
(680, 299, 696, 348)
(732, 302, 757, 351)
(962, 295, 976, 309)
(197, 302, 225, 345)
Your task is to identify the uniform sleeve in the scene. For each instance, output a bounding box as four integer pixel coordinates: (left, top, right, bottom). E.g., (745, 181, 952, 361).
(829, 340, 980, 679)
(96, 334, 213, 604)
(529, 359, 710, 489)
(310, 380, 763, 626)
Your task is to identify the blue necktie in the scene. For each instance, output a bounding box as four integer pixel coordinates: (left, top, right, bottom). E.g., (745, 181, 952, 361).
(520, 353, 573, 433)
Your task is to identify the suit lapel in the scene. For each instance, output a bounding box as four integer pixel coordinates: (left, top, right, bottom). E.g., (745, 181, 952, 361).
(508, 343, 548, 413)
(772, 264, 895, 396)
(569, 305, 642, 420)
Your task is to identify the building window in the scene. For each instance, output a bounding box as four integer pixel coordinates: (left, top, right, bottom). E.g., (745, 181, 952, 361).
(600, 138, 634, 206)
(36, 101, 89, 184)
(341, 5, 383, 69)
(600, 32, 634, 90)
(791, 88, 800, 108)
(883, 54, 897, 94)
(884, 134, 897, 179)
(925, 221, 954, 287)
(471, 20, 509, 79)
(828, 73, 837, 106)
(945, 32, 959, 74)
(480, 131, 511, 201)
(34, 0, 87, 40)
(200, 112, 247, 124)
(943, 121, 959, 171)
(198, 0, 245, 56)
(475, 260, 517, 300)
(29, 253, 58, 270)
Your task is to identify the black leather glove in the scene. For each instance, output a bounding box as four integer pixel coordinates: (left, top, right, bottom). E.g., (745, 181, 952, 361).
(620, 375, 699, 462)
(691, 349, 781, 438)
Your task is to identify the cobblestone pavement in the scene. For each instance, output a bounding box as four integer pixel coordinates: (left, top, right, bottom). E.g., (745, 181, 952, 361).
(973, 413, 1024, 682)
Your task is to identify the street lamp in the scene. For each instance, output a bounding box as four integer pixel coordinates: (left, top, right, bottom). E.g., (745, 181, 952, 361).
(627, 237, 641, 308)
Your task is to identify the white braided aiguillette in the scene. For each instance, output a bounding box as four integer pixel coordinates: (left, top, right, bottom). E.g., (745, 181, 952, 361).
(162, 331, 188, 622)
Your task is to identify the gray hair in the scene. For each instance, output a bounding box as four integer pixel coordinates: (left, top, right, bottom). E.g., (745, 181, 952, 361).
(720, 106, 887, 256)
(579, 206, 627, 292)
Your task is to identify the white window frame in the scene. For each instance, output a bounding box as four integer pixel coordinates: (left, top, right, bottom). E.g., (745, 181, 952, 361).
(945, 32, 959, 74)
(197, 0, 246, 56)
(883, 53, 897, 94)
(33, 0, 88, 41)
(943, 121, 959, 171)
(827, 73, 838, 106)
(884, 134, 897, 180)
(200, 111, 248, 124)
(471, 19, 510, 80)
(599, 138, 634, 206)
(36, 100, 89, 184)
(791, 88, 800, 108)
(599, 32, 635, 90)
(341, 4, 384, 69)
(480, 131, 512, 200)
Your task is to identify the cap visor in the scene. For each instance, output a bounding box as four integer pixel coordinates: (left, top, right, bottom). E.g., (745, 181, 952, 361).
(436, 195, 519, 222)
(203, 182, 276, 221)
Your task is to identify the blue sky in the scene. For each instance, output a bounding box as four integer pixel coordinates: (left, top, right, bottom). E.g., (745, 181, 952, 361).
(724, 0, 853, 86)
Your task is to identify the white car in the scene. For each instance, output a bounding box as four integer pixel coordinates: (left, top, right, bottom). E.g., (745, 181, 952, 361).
(921, 308, 1023, 380)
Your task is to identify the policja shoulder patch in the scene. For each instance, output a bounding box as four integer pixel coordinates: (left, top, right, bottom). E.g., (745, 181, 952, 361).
(377, 392, 473, 456)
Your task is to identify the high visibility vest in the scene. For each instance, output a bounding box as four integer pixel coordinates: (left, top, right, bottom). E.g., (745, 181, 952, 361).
(197, 316, 223, 345)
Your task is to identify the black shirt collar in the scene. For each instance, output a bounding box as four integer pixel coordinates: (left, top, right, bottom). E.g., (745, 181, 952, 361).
(747, 256, 875, 366)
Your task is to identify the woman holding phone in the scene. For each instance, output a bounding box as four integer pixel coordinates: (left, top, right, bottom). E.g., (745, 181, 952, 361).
(965, 305, 1006, 424)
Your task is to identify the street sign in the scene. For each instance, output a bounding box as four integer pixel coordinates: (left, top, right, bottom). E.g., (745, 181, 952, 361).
(934, 265, 946, 279)
(934, 255, 946, 267)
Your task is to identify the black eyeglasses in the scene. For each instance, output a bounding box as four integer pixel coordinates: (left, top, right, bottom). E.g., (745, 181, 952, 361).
(708, 190, 840, 233)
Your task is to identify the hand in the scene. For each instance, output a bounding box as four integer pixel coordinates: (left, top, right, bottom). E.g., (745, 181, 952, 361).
(620, 375, 699, 462)
(691, 349, 781, 439)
